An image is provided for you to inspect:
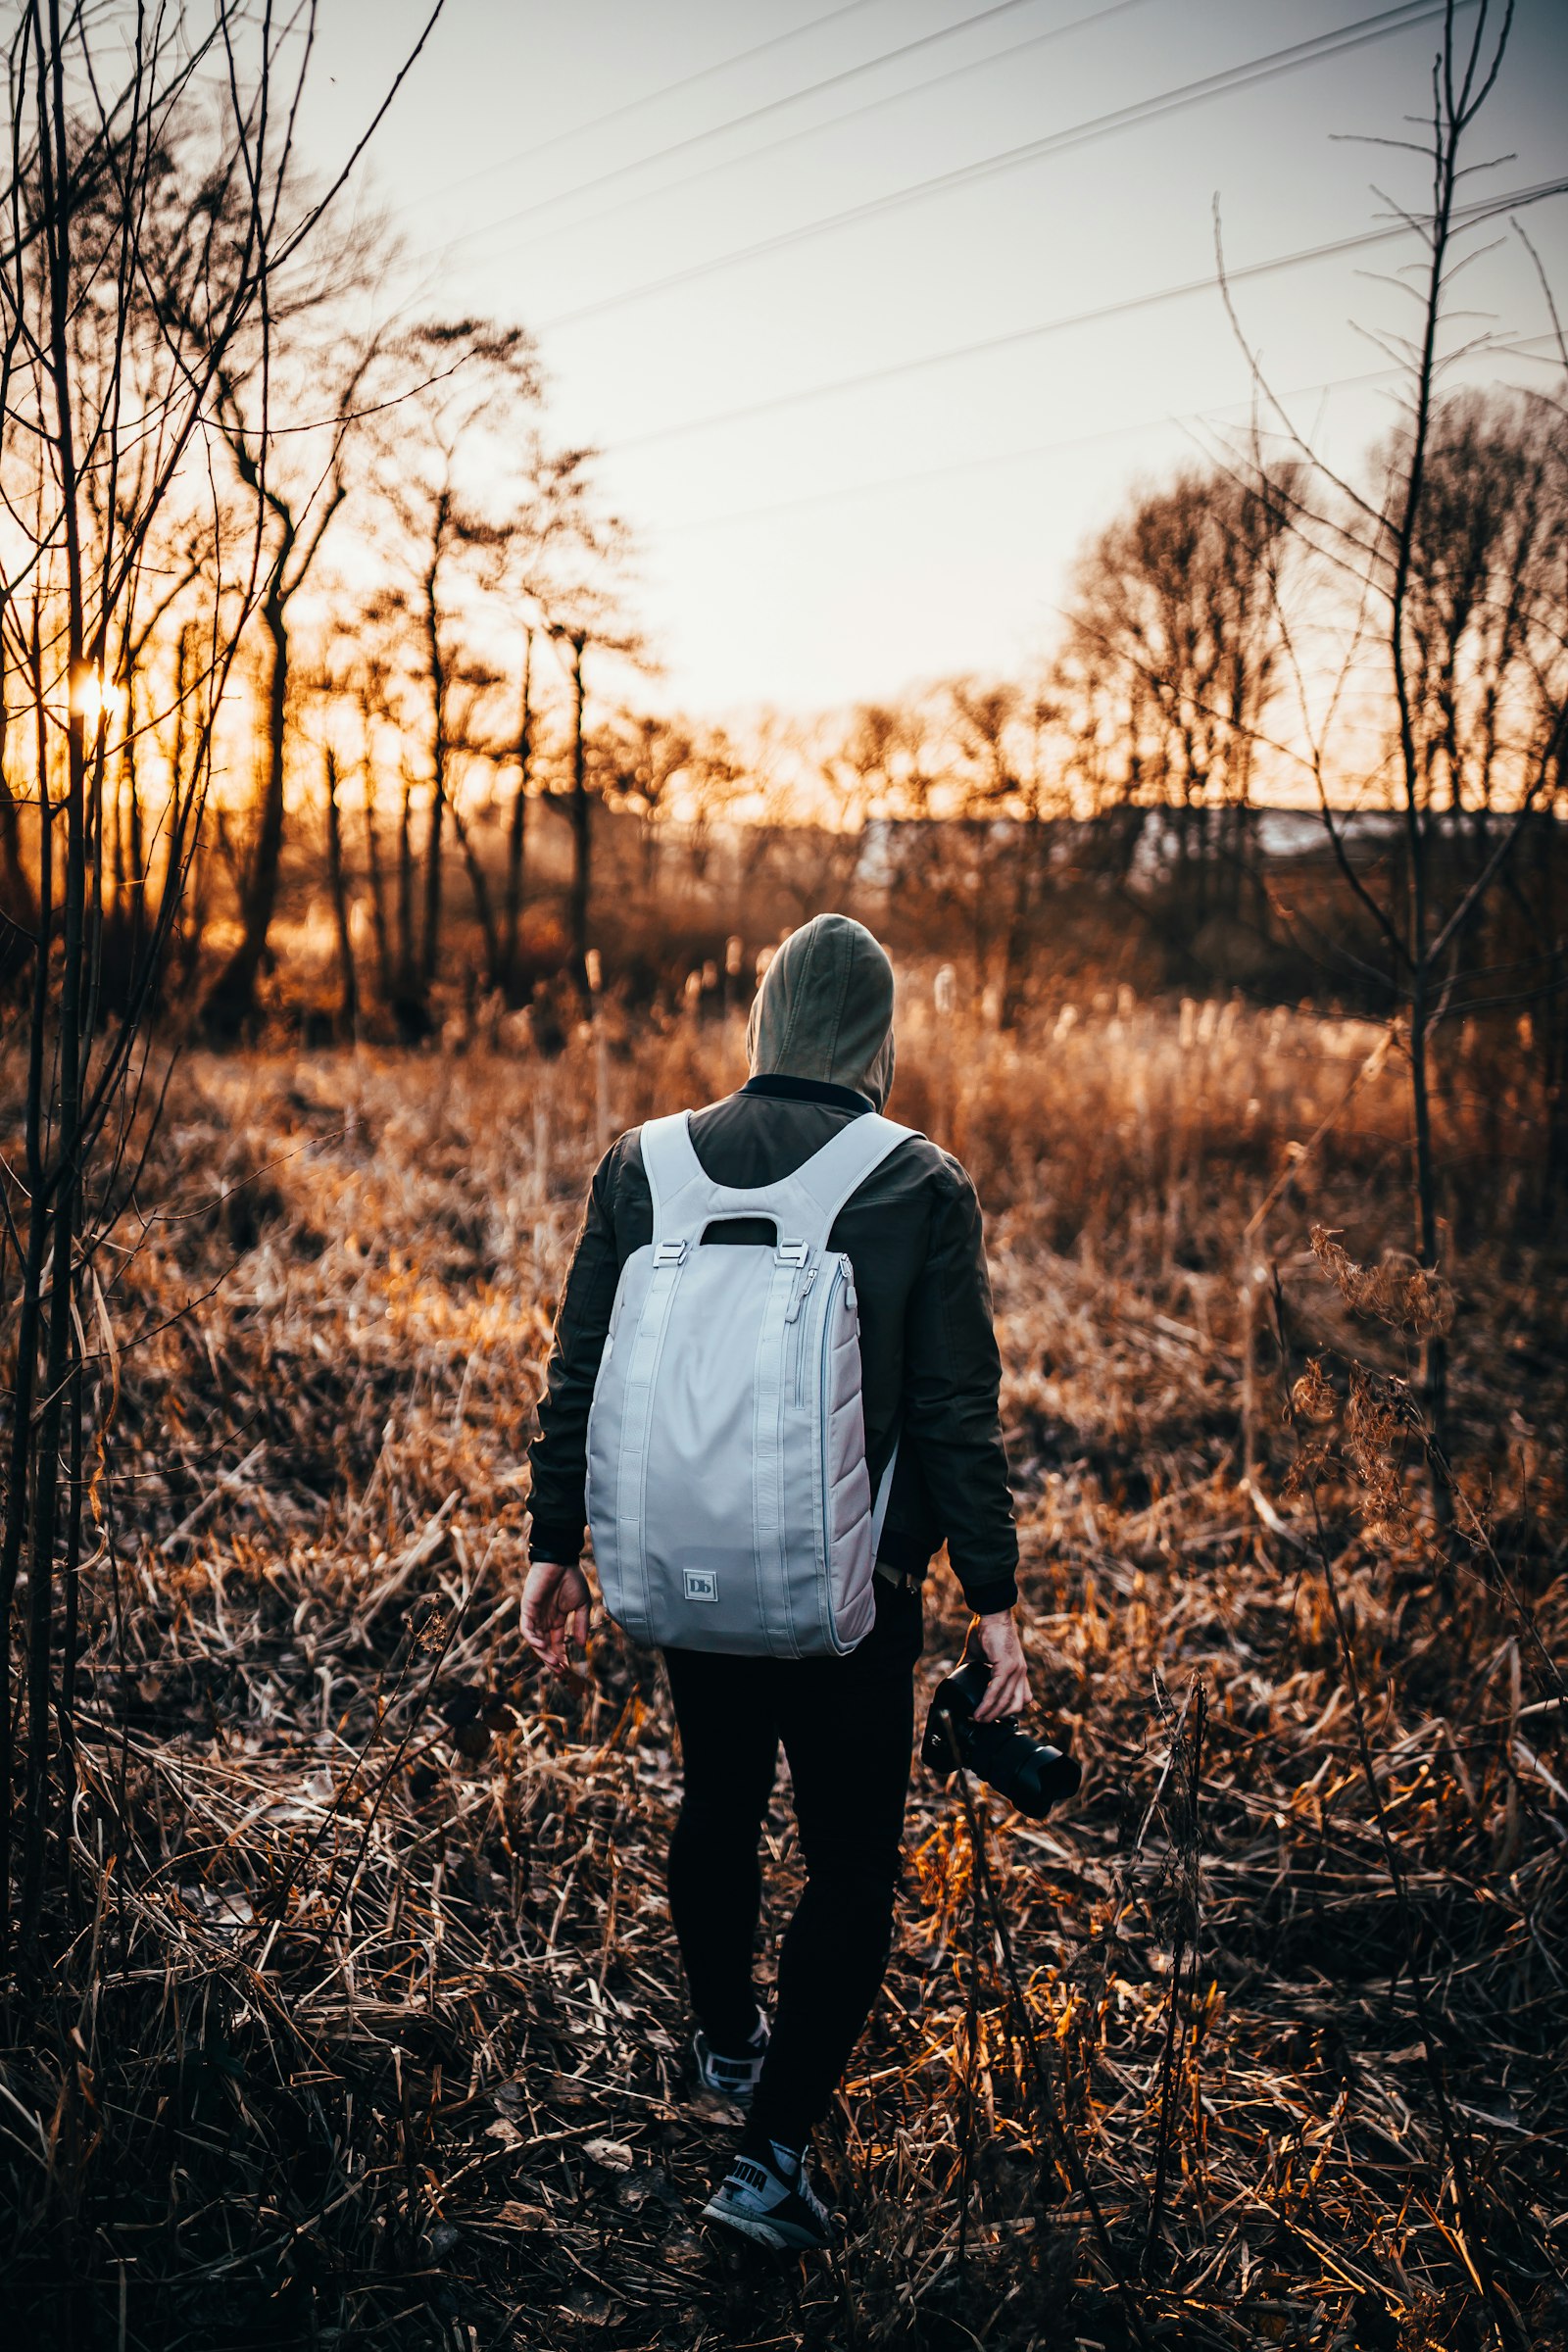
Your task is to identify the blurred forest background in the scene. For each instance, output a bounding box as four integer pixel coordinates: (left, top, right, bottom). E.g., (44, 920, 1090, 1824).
(0, 2, 1565, 2348)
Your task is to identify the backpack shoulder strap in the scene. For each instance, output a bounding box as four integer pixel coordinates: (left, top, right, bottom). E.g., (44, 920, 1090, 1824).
(792, 1113, 919, 1246)
(639, 1112, 712, 1242)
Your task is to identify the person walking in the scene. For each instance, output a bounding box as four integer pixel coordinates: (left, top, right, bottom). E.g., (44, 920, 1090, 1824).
(520, 913, 1028, 2251)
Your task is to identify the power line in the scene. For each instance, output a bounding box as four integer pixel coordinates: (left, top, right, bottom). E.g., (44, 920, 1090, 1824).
(398, 0, 894, 217)
(451, 0, 1134, 249)
(455, 0, 1158, 270)
(532, 1, 1473, 334)
(659, 336, 1563, 536)
(613, 174, 1568, 452)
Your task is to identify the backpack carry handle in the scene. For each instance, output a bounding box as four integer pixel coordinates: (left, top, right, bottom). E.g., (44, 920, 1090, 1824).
(640, 1108, 917, 1255)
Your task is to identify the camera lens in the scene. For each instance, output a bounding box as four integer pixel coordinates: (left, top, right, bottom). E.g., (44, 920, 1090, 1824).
(922, 1668, 1081, 1821)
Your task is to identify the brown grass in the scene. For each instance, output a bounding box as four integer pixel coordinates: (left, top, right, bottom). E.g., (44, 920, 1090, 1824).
(2, 987, 1564, 2350)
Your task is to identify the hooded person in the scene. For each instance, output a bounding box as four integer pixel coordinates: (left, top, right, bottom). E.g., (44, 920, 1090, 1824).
(522, 912, 1027, 2251)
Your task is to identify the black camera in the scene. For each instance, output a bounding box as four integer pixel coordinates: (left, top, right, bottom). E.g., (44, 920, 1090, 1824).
(922, 1642, 1081, 1821)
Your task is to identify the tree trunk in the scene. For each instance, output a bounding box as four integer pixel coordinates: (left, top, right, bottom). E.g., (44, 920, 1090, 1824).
(392, 766, 428, 1039)
(451, 794, 502, 990)
(323, 747, 358, 1034)
(122, 664, 144, 942)
(201, 587, 289, 1043)
(1533, 815, 1568, 1204)
(1407, 952, 1451, 1521)
(419, 555, 447, 994)
(503, 627, 533, 1001)
(108, 709, 124, 912)
(1000, 817, 1038, 1029)
(0, 632, 36, 934)
(0, 630, 55, 1954)
(361, 752, 396, 1007)
(173, 822, 210, 998)
(0, 662, 34, 936)
(21, 121, 92, 1943)
(397, 769, 416, 990)
(565, 631, 591, 997)
(0, 770, 32, 939)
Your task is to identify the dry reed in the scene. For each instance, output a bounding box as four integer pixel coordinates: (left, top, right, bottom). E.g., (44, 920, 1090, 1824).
(1, 987, 1563, 2349)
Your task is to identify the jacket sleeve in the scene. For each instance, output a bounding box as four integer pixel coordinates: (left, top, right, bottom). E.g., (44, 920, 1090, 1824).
(525, 1144, 624, 1567)
(902, 1163, 1019, 1615)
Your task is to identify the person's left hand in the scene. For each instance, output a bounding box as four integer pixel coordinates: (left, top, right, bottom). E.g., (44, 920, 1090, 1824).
(521, 1558, 591, 1670)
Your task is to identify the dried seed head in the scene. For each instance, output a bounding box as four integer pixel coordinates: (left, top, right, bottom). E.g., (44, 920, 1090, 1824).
(1310, 1226, 1452, 1336)
(1292, 1358, 1338, 1425)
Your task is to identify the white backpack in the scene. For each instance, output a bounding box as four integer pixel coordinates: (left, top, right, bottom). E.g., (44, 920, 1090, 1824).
(585, 1108, 915, 1658)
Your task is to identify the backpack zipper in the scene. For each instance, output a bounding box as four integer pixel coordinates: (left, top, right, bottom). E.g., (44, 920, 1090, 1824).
(787, 1263, 818, 1405)
(818, 1260, 855, 1637)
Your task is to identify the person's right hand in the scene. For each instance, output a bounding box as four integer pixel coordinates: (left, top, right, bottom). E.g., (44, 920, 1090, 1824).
(521, 1559, 591, 1671)
(971, 1609, 1032, 1723)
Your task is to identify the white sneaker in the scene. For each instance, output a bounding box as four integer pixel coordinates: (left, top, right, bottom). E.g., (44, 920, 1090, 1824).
(702, 2138, 837, 2253)
(692, 2010, 769, 2106)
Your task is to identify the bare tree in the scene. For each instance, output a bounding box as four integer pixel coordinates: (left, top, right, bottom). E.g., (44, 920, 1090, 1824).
(1055, 462, 1296, 955)
(859, 684, 1065, 1018)
(531, 611, 643, 998)
(352, 655, 399, 1010)
(363, 328, 635, 1021)
(104, 533, 205, 969)
(0, 0, 444, 1953)
(947, 680, 1064, 1023)
(602, 709, 696, 888)
(1398, 390, 1566, 833)
(754, 705, 895, 924)
(680, 722, 743, 889)
(198, 316, 382, 1042)
(1221, 0, 1567, 1467)
(1395, 388, 1568, 1179)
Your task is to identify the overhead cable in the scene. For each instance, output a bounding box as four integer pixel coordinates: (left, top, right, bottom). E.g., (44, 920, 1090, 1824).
(457, 0, 1147, 245)
(534, 1, 1475, 333)
(614, 173, 1568, 451)
(401, 0, 896, 215)
(455, 0, 1161, 268)
(659, 336, 1563, 536)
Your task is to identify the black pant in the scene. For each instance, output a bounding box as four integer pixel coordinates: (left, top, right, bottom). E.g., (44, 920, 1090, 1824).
(662, 1578, 922, 2149)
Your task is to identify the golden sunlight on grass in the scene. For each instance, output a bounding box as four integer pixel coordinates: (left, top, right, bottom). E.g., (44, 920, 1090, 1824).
(12, 992, 1555, 2347)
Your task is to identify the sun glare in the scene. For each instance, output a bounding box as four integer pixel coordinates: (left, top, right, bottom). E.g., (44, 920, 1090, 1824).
(70, 665, 126, 728)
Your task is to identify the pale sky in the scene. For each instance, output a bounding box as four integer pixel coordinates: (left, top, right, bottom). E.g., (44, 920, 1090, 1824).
(301, 0, 1568, 719)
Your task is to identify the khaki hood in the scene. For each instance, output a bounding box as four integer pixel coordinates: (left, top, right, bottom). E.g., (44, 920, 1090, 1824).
(746, 913, 897, 1112)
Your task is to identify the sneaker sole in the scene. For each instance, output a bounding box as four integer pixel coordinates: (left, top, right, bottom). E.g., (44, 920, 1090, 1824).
(700, 2195, 830, 2254)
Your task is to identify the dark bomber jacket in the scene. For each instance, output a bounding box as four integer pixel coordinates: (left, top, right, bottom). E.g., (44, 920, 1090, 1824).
(526, 1072, 1020, 1617)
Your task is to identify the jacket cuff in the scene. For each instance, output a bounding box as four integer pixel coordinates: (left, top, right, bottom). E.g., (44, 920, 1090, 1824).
(961, 1573, 1018, 1616)
(527, 1517, 585, 1568)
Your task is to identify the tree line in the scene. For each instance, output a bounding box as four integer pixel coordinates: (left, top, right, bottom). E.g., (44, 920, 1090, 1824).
(0, 44, 1562, 1095)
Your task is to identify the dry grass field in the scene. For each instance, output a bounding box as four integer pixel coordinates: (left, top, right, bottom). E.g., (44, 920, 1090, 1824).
(4, 988, 1565, 2350)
